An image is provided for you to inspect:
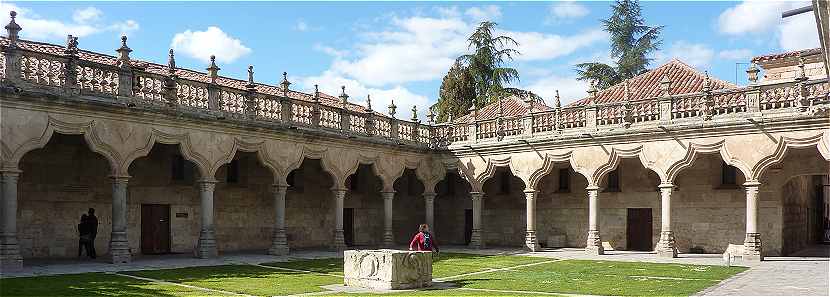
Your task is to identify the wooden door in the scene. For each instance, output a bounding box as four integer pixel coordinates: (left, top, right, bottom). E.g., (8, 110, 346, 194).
(626, 208, 653, 251)
(343, 208, 354, 246)
(464, 209, 473, 244)
(141, 204, 170, 254)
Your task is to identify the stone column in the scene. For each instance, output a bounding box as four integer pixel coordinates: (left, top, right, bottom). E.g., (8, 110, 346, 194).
(0, 170, 23, 269)
(332, 188, 347, 250)
(423, 192, 436, 231)
(381, 191, 395, 247)
(269, 184, 289, 255)
(109, 176, 131, 264)
(524, 189, 540, 251)
(743, 181, 763, 261)
(196, 180, 218, 258)
(469, 192, 484, 249)
(655, 183, 677, 258)
(585, 186, 604, 255)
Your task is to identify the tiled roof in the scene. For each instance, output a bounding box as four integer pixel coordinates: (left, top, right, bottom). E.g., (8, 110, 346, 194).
(0, 37, 376, 114)
(751, 48, 822, 64)
(454, 95, 552, 123)
(568, 59, 736, 107)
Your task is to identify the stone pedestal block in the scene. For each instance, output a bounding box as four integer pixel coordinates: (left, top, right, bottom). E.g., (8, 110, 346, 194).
(344, 249, 432, 290)
(655, 231, 678, 258)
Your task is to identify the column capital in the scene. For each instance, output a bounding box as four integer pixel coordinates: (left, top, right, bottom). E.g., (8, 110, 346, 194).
(272, 184, 289, 191)
(0, 169, 21, 178)
(743, 181, 761, 187)
(658, 183, 674, 189)
(585, 185, 600, 191)
(470, 192, 484, 200)
(524, 189, 536, 200)
(422, 192, 437, 199)
(109, 175, 131, 184)
(381, 191, 395, 200)
(197, 179, 217, 191)
(332, 188, 347, 198)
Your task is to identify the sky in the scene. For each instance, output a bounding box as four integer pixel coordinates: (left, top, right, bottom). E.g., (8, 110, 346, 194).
(0, 0, 820, 117)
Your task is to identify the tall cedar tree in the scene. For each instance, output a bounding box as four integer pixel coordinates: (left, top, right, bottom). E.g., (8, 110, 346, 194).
(436, 21, 539, 122)
(575, 0, 663, 89)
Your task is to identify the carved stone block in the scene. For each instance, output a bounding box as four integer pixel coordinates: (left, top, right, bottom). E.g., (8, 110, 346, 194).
(344, 249, 432, 290)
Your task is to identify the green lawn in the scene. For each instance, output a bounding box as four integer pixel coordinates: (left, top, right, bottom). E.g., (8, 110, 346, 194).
(0, 272, 213, 296)
(1, 253, 747, 297)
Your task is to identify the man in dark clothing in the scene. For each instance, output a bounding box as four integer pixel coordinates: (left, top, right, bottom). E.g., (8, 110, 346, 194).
(78, 214, 89, 258)
(85, 208, 98, 259)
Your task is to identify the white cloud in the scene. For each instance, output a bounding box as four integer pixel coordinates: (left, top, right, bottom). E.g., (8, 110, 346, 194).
(779, 12, 820, 51)
(718, 49, 753, 60)
(717, 1, 801, 35)
(0, 2, 137, 41)
(313, 44, 348, 58)
(465, 5, 502, 22)
(72, 7, 101, 24)
(294, 20, 321, 32)
(171, 27, 252, 64)
(523, 74, 589, 106)
(656, 41, 715, 68)
(718, 1, 818, 51)
(505, 29, 607, 61)
(298, 71, 431, 120)
(547, 1, 589, 23)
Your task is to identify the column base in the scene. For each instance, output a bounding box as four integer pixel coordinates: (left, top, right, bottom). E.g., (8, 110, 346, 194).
(196, 230, 218, 259)
(382, 231, 394, 248)
(109, 231, 131, 264)
(743, 233, 763, 262)
(655, 231, 678, 258)
(0, 234, 23, 270)
(524, 231, 540, 252)
(585, 230, 604, 255)
(468, 229, 483, 249)
(268, 229, 290, 256)
(332, 229, 346, 252)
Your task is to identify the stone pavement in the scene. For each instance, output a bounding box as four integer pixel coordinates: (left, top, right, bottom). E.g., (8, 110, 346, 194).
(2, 245, 828, 296)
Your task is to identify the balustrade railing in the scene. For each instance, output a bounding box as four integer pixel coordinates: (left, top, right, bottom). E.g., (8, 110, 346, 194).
(2, 37, 828, 150)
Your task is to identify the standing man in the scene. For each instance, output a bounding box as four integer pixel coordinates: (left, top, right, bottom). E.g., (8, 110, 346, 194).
(86, 208, 98, 259)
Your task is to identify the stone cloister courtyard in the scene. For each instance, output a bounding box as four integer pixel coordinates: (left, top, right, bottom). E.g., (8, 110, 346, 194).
(3, 0, 830, 295)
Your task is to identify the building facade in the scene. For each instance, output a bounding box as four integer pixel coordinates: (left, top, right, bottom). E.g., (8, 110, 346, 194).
(1, 10, 829, 270)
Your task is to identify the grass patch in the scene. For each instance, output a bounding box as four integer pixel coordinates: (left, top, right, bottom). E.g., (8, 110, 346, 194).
(262, 257, 343, 274)
(448, 259, 747, 296)
(122, 264, 339, 296)
(431, 252, 549, 278)
(0, 272, 213, 297)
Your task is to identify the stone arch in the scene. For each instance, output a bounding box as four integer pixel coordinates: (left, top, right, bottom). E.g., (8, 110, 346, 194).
(122, 128, 212, 181)
(381, 156, 426, 193)
(6, 116, 120, 175)
(665, 140, 751, 183)
(225, 138, 286, 186)
(752, 133, 827, 181)
(476, 156, 528, 190)
(527, 151, 573, 191)
(592, 145, 668, 187)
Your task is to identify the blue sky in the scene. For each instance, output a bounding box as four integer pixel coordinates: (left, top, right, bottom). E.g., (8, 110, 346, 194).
(0, 1, 819, 115)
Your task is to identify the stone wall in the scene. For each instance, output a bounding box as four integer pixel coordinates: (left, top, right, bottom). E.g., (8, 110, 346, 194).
(434, 174, 472, 245)
(481, 170, 526, 246)
(285, 159, 335, 249)
(780, 175, 819, 255)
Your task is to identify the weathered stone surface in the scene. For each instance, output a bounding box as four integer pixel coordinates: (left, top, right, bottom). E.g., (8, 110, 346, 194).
(344, 249, 432, 290)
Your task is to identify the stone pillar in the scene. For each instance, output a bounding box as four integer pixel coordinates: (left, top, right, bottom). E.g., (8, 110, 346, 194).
(655, 183, 677, 258)
(585, 186, 604, 255)
(196, 180, 218, 258)
(269, 184, 289, 255)
(332, 188, 347, 250)
(0, 170, 23, 269)
(524, 189, 540, 251)
(109, 176, 131, 264)
(743, 181, 763, 261)
(381, 191, 395, 247)
(423, 192, 436, 232)
(469, 192, 483, 249)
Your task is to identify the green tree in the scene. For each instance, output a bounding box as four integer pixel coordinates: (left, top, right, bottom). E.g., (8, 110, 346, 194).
(435, 62, 476, 123)
(575, 0, 663, 89)
(436, 21, 538, 121)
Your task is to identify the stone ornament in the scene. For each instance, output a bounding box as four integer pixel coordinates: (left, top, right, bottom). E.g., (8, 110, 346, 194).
(344, 249, 432, 290)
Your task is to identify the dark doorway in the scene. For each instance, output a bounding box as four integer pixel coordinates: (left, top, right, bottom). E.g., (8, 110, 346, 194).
(141, 204, 170, 254)
(626, 208, 653, 251)
(344, 208, 354, 246)
(464, 209, 473, 244)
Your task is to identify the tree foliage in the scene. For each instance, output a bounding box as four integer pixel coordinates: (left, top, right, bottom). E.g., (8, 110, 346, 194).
(575, 0, 663, 89)
(436, 21, 535, 122)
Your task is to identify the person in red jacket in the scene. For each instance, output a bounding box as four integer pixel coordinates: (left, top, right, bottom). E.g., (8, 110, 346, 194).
(409, 224, 439, 253)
